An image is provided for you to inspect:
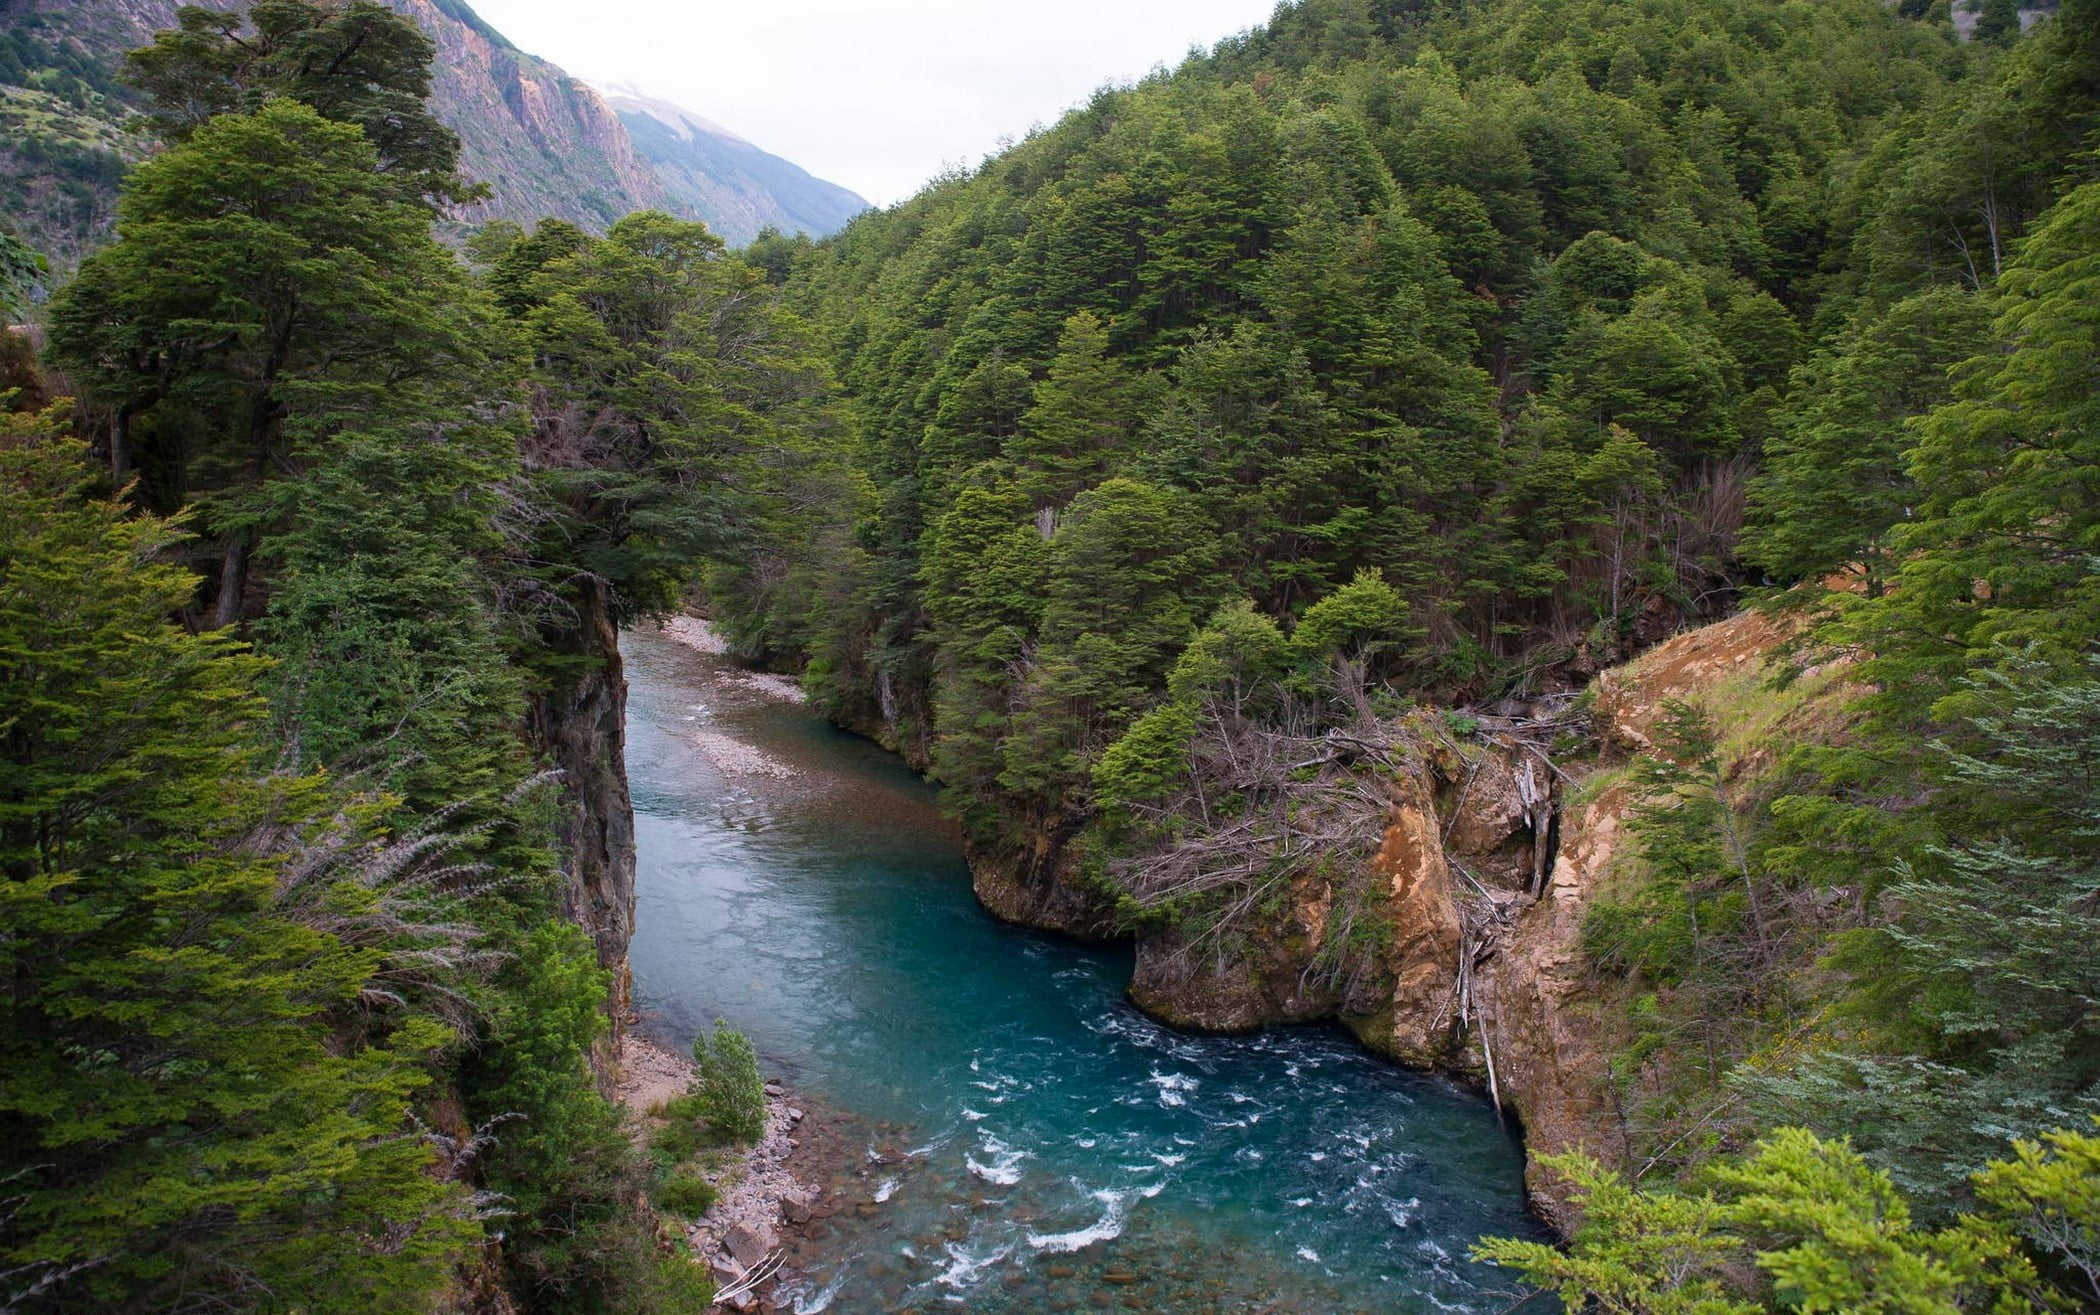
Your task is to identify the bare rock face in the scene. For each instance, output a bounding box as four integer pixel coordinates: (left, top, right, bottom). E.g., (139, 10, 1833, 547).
(967, 832, 1118, 942)
(400, 0, 670, 232)
(1461, 785, 1632, 1232)
(1593, 608, 1784, 754)
(1361, 768, 1468, 1066)
(526, 581, 638, 1074)
(1128, 886, 1344, 1032)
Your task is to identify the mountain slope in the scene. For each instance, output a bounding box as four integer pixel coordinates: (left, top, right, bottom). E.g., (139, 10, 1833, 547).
(601, 88, 868, 244)
(0, 0, 861, 265)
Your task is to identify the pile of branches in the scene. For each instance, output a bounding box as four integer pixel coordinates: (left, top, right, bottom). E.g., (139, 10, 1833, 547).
(1105, 687, 1402, 972)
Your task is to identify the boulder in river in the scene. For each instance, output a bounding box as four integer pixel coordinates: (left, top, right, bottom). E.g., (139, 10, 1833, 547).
(724, 1221, 776, 1267)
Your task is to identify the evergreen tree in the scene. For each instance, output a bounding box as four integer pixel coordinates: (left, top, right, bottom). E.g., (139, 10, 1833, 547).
(1750, 657, 2100, 1206)
(1477, 1128, 2091, 1312)
(1859, 179, 2100, 709)
(1743, 288, 1992, 596)
(0, 224, 42, 321)
(0, 417, 474, 1313)
(1008, 310, 1135, 509)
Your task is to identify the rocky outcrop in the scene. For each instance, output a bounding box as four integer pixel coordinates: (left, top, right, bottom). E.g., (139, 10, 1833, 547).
(409, 1, 670, 233)
(966, 831, 1118, 942)
(969, 609, 1794, 1231)
(526, 582, 638, 1067)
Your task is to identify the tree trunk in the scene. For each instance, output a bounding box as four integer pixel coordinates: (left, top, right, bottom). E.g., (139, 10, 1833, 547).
(212, 537, 247, 630)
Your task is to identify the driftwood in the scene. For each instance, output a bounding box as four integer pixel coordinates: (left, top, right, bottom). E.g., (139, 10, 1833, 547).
(713, 1248, 786, 1307)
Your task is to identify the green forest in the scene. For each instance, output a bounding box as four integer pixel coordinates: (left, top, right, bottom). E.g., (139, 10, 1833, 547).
(1, 0, 2097, 1310)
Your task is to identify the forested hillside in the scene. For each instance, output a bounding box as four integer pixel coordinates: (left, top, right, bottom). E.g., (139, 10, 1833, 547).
(3, 0, 2099, 1310)
(694, 0, 2099, 1305)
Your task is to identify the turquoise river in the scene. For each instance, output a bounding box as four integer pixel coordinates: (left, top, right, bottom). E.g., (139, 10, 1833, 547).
(622, 622, 1543, 1314)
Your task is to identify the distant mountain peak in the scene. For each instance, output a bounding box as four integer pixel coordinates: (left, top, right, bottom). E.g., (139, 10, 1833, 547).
(588, 81, 749, 147)
(593, 84, 868, 246)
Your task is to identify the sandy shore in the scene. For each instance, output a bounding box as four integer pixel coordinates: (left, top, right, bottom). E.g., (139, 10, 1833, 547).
(660, 614, 728, 655)
(657, 617, 808, 706)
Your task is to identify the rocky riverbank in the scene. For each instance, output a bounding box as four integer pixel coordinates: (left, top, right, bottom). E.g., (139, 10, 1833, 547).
(615, 1034, 851, 1311)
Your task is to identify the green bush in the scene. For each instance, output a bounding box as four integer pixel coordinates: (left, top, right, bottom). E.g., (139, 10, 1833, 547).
(691, 1020, 766, 1145)
(654, 1174, 719, 1217)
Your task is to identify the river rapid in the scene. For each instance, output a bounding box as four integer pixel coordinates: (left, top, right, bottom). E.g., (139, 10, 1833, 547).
(623, 622, 1542, 1314)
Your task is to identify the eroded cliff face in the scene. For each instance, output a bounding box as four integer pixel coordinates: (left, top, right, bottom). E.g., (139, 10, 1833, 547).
(969, 609, 1790, 1230)
(967, 829, 1118, 941)
(407, 0, 670, 232)
(525, 582, 638, 1068)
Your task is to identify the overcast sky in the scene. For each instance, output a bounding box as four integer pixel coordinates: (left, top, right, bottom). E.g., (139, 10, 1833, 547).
(462, 0, 1283, 207)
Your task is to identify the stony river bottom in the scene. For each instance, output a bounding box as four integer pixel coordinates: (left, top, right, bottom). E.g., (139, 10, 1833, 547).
(622, 623, 1543, 1314)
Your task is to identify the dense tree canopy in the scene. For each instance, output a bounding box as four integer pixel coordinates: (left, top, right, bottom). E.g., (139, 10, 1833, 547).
(6, 0, 2100, 1308)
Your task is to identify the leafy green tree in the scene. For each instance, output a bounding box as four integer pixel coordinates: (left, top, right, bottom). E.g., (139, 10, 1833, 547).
(1856, 179, 2100, 710)
(0, 224, 42, 320)
(1095, 599, 1290, 818)
(484, 216, 591, 316)
(1008, 310, 1135, 508)
(1973, 0, 2021, 47)
(1478, 1130, 2066, 1314)
(47, 99, 491, 626)
(125, 0, 475, 205)
(1288, 566, 1420, 674)
(692, 1021, 766, 1145)
(1001, 479, 1216, 818)
(1474, 1150, 1761, 1315)
(256, 421, 527, 807)
(1743, 288, 1992, 596)
(1752, 656, 2100, 1206)
(467, 922, 699, 1315)
(518, 210, 837, 630)
(1971, 1125, 2100, 1307)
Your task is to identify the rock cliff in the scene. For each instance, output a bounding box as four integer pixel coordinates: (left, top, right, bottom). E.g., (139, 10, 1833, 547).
(600, 87, 868, 244)
(2, 0, 665, 245)
(525, 581, 639, 1070)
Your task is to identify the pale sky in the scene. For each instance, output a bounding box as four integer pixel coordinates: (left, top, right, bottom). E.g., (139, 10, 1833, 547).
(462, 0, 1284, 207)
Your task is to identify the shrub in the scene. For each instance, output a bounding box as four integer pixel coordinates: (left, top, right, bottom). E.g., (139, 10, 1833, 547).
(654, 1174, 719, 1218)
(691, 1020, 766, 1145)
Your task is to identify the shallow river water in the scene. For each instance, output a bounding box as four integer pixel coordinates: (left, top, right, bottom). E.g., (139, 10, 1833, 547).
(623, 623, 1542, 1313)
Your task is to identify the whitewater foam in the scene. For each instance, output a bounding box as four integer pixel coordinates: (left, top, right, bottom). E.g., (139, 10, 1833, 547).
(935, 1240, 1012, 1289)
(965, 1134, 1029, 1186)
(1147, 1070, 1199, 1108)
(1024, 1184, 1165, 1254)
(789, 1270, 849, 1314)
